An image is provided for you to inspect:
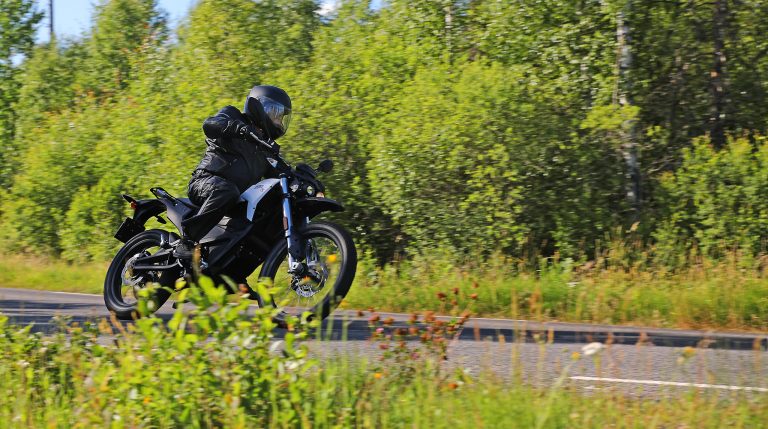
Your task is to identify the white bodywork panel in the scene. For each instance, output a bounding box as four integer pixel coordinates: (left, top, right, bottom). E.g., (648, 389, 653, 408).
(240, 178, 281, 221)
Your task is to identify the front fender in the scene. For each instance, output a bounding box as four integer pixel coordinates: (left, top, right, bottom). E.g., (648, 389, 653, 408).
(294, 197, 344, 219)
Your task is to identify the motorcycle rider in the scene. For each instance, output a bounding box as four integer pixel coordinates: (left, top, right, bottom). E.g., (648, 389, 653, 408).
(173, 85, 292, 260)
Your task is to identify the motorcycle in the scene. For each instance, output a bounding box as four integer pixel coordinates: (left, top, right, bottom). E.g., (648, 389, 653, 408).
(104, 138, 357, 324)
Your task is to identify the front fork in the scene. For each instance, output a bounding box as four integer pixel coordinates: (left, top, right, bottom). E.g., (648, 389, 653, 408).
(280, 176, 307, 275)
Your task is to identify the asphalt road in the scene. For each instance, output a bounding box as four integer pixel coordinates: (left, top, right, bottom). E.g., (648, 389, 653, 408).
(2, 287, 767, 397)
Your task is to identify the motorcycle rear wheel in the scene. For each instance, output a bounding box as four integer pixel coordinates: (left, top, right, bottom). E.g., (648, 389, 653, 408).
(104, 229, 179, 320)
(258, 221, 357, 324)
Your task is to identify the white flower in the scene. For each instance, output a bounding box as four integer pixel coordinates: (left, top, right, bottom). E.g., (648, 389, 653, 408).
(285, 360, 304, 371)
(269, 340, 284, 354)
(581, 342, 605, 357)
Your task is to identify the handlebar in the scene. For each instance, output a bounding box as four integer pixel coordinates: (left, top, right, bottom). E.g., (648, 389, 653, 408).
(245, 130, 281, 155)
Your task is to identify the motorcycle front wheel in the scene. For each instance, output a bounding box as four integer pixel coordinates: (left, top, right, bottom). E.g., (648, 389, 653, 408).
(258, 221, 357, 323)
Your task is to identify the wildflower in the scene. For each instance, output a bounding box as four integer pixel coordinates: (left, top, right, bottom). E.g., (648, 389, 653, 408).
(581, 342, 604, 357)
(452, 287, 460, 295)
(681, 346, 696, 358)
(374, 372, 383, 379)
(383, 317, 394, 326)
(379, 343, 389, 350)
(677, 346, 697, 364)
(571, 352, 581, 361)
(469, 293, 478, 300)
(269, 340, 284, 354)
(436, 292, 447, 301)
(472, 281, 479, 289)
(409, 313, 419, 324)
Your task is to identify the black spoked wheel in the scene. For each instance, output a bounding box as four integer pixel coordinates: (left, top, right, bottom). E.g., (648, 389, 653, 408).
(258, 221, 357, 323)
(104, 229, 179, 320)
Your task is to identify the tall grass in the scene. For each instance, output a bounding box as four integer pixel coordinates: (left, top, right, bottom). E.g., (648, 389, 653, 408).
(0, 281, 766, 428)
(345, 252, 768, 331)
(2, 244, 768, 330)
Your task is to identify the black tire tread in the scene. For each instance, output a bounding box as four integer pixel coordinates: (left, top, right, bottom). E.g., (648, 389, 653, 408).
(103, 229, 176, 320)
(258, 221, 357, 321)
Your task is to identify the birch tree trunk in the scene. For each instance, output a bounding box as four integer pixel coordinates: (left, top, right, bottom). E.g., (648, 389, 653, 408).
(617, 3, 641, 221)
(709, 0, 729, 149)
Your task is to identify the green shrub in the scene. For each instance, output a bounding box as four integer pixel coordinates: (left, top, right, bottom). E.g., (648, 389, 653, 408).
(655, 136, 768, 263)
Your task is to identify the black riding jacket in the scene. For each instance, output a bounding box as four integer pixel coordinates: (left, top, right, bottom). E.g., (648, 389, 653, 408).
(195, 106, 278, 192)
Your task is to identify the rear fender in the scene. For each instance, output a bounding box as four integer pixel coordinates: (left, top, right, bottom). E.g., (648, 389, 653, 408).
(132, 199, 167, 225)
(122, 194, 166, 224)
(115, 195, 168, 243)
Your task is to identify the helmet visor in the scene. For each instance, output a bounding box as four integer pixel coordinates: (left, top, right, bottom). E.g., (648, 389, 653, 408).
(260, 96, 292, 133)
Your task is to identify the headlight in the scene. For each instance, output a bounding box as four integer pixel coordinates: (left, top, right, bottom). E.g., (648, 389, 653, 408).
(306, 185, 315, 196)
(316, 192, 325, 198)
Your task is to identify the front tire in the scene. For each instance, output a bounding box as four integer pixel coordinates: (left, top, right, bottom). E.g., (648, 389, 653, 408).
(104, 229, 179, 320)
(258, 221, 357, 323)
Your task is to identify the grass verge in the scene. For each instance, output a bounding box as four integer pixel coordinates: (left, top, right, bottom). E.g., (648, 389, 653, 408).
(344, 254, 768, 331)
(2, 252, 768, 331)
(0, 254, 105, 294)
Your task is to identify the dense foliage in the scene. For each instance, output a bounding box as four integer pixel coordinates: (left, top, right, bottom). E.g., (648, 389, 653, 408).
(3, 0, 768, 266)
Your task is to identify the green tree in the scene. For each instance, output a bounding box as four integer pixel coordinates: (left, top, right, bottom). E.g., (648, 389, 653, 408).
(77, 0, 167, 96)
(0, 0, 43, 187)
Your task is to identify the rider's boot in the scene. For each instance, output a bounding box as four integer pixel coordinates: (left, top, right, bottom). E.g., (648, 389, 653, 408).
(172, 238, 197, 260)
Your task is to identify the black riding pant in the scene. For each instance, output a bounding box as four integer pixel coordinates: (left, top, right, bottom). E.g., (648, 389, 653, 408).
(181, 171, 241, 242)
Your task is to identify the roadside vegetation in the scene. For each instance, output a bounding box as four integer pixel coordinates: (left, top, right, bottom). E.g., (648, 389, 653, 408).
(1, 281, 766, 428)
(3, 0, 768, 273)
(2, 2, 768, 330)
(4, 247, 768, 331)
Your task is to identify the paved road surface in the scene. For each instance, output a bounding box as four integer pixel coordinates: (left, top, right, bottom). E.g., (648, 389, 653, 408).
(2, 287, 767, 397)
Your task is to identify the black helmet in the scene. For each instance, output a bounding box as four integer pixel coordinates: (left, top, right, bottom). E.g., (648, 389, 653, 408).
(243, 85, 292, 139)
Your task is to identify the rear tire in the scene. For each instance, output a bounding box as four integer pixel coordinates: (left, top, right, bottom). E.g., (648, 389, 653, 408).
(258, 221, 357, 323)
(104, 229, 179, 320)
